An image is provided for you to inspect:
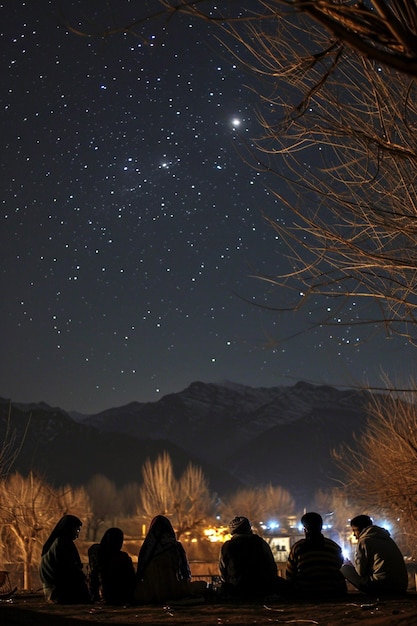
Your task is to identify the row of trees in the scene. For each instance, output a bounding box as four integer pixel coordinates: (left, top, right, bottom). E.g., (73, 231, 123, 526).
(0, 455, 294, 590)
(3, 383, 417, 590)
(2, 385, 417, 589)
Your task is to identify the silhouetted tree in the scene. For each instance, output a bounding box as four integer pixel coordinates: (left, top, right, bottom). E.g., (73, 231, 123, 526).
(140, 451, 175, 518)
(0, 472, 58, 589)
(139, 452, 214, 539)
(224, 11, 417, 347)
(60, 1, 417, 346)
(312, 488, 358, 549)
(175, 462, 214, 538)
(0, 472, 92, 589)
(334, 386, 417, 555)
(0, 403, 29, 479)
(118, 481, 142, 517)
(85, 474, 119, 540)
(219, 484, 296, 533)
(63, 0, 417, 78)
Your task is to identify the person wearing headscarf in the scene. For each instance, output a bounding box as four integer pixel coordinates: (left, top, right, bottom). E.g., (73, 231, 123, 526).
(88, 527, 135, 605)
(39, 514, 91, 604)
(219, 516, 289, 599)
(134, 515, 206, 604)
(286, 512, 347, 600)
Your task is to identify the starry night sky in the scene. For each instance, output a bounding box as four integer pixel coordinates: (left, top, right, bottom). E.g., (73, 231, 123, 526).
(1, 1, 415, 414)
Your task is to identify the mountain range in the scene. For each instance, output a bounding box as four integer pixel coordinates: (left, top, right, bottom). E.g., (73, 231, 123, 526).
(0, 381, 373, 504)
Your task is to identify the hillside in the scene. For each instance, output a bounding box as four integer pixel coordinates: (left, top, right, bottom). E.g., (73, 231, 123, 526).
(0, 397, 240, 494)
(1, 381, 373, 501)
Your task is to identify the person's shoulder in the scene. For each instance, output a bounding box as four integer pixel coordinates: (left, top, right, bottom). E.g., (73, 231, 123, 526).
(360, 525, 388, 541)
(290, 538, 306, 551)
(324, 537, 342, 549)
(88, 543, 100, 554)
(255, 534, 272, 546)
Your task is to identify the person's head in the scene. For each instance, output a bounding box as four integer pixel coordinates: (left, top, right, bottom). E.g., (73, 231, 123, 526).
(228, 516, 252, 535)
(100, 527, 124, 552)
(148, 515, 176, 540)
(54, 514, 82, 540)
(42, 514, 82, 555)
(350, 515, 373, 540)
(301, 512, 323, 536)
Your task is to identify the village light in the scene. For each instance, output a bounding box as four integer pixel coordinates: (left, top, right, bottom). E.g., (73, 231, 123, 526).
(203, 526, 230, 543)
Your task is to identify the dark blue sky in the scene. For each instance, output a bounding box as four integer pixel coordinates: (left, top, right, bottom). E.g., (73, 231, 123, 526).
(1, 1, 414, 413)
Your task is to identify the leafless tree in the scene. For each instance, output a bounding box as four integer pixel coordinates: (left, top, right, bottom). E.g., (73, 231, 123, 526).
(61, 0, 417, 79)
(218, 484, 296, 533)
(140, 451, 176, 518)
(174, 462, 214, 538)
(139, 451, 214, 539)
(312, 487, 361, 548)
(85, 474, 118, 540)
(58, 1, 417, 345)
(0, 472, 92, 589)
(221, 12, 417, 347)
(55, 483, 93, 537)
(0, 472, 58, 589)
(334, 386, 417, 555)
(0, 403, 29, 479)
(118, 481, 142, 517)
(270, 1, 417, 78)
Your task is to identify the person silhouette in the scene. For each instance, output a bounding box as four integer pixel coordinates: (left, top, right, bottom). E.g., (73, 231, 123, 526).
(135, 515, 206, 604)
(39, 514, 91, 604)
(286, 512, 347, 600)
(88, 527, 135, 605)
(219, 516, 289, 599)
(341, 515, 408, 596)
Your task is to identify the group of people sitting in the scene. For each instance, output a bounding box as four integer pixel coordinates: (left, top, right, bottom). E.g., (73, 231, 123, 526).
(39, 514, 206, 605)
(220, 512, 408, 601)
(38, 511, 409, 605)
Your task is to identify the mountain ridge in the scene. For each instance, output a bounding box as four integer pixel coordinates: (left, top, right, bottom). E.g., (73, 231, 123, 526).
(0, 381, 373, 503)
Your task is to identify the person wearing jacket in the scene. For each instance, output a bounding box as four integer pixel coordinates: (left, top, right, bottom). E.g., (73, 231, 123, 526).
(219, 516, 288, 599)
(341, 515, 408, 595)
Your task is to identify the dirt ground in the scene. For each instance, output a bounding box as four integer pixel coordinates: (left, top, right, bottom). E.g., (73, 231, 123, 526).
(1, 591, 417, 626)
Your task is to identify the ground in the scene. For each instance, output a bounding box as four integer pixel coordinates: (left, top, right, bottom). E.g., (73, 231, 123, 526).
(1, 592, 417, 626)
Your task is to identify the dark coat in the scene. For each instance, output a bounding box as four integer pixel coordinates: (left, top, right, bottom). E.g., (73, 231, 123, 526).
(219, 532, 281, 598)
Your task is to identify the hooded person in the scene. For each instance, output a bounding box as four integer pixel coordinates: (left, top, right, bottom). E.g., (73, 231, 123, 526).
(88, 527, 135, 605)
(219, 516, 288, 599)
(341, 515, 408, 596)
(285, 512, 347, 600)
(134, 515, 206, 604)
(39, 514, 91, 604)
